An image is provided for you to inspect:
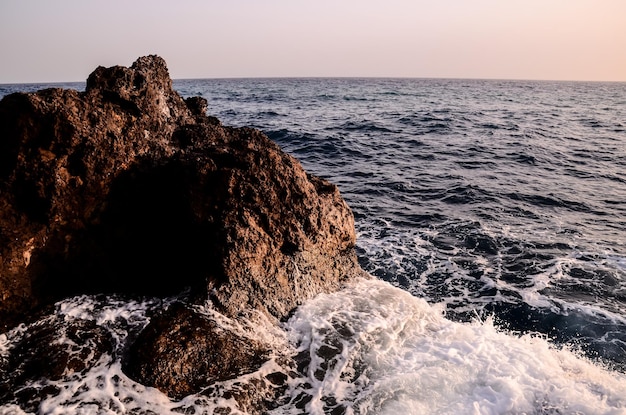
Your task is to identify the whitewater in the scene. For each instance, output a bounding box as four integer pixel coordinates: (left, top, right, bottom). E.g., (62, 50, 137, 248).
(0, 279, 623, 414)
(1, 78, 625, 414)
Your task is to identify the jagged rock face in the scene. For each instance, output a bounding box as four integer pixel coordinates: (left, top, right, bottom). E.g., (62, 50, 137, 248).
(0, 56, 201, 328)
(0, 55, 364, 400)
(0, 55, 362, 329)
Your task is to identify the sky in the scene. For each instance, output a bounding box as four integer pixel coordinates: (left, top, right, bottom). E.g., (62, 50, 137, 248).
(1, 0, 625, 83)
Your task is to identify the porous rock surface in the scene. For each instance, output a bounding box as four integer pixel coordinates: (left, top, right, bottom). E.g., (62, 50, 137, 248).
(0, 55, 365, 404)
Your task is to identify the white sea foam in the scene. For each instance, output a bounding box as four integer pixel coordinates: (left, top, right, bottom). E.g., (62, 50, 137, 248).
(2, 279, 626, 414)
(24, 358, 290, 415)
(277, 278, 626, 415)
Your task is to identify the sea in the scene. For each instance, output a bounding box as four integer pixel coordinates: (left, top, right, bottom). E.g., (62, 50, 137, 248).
(1, 78, 625, 414)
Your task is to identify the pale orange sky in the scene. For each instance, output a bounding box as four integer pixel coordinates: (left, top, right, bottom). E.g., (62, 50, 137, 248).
(1, 0, 625, 83)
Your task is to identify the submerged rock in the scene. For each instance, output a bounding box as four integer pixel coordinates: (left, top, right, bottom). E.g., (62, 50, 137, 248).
(0, 314, 114, 409)
(0, 55, 365, 403)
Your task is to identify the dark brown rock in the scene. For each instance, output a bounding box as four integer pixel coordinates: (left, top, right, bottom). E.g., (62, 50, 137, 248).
(0, 55, 201, 329)
(0, 55, 364, 330)
(123, 302, 269, 401)
(0, 55, 365, 401)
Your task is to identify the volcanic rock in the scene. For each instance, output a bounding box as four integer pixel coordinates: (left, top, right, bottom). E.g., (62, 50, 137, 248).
(0, 55, 365, 401)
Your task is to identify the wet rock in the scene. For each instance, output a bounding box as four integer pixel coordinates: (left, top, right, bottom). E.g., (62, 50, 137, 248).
(123, 303, 268, 401)
(0, 315, 113, 407)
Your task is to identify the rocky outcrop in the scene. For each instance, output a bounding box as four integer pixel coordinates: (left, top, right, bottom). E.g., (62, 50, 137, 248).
(0, 55, 364, 403)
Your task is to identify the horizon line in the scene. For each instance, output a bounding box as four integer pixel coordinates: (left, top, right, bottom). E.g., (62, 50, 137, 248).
(2, 75, 626, 86)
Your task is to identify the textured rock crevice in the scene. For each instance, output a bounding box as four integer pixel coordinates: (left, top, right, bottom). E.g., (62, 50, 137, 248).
(0, 55, 366, 407)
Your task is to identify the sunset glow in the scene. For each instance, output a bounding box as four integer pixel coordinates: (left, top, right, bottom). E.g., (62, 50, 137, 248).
(1, 1, 625, 83)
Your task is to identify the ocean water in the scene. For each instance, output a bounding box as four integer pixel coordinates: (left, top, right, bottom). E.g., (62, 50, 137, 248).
(1, 78, 626, 414)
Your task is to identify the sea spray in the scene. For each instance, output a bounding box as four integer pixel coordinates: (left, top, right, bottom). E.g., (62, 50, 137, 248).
(277, 278, 626, 415)
(1, 278, 625, 414)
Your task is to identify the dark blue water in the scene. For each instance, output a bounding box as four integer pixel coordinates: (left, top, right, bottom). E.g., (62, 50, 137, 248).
(172, 78, 626, 370)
